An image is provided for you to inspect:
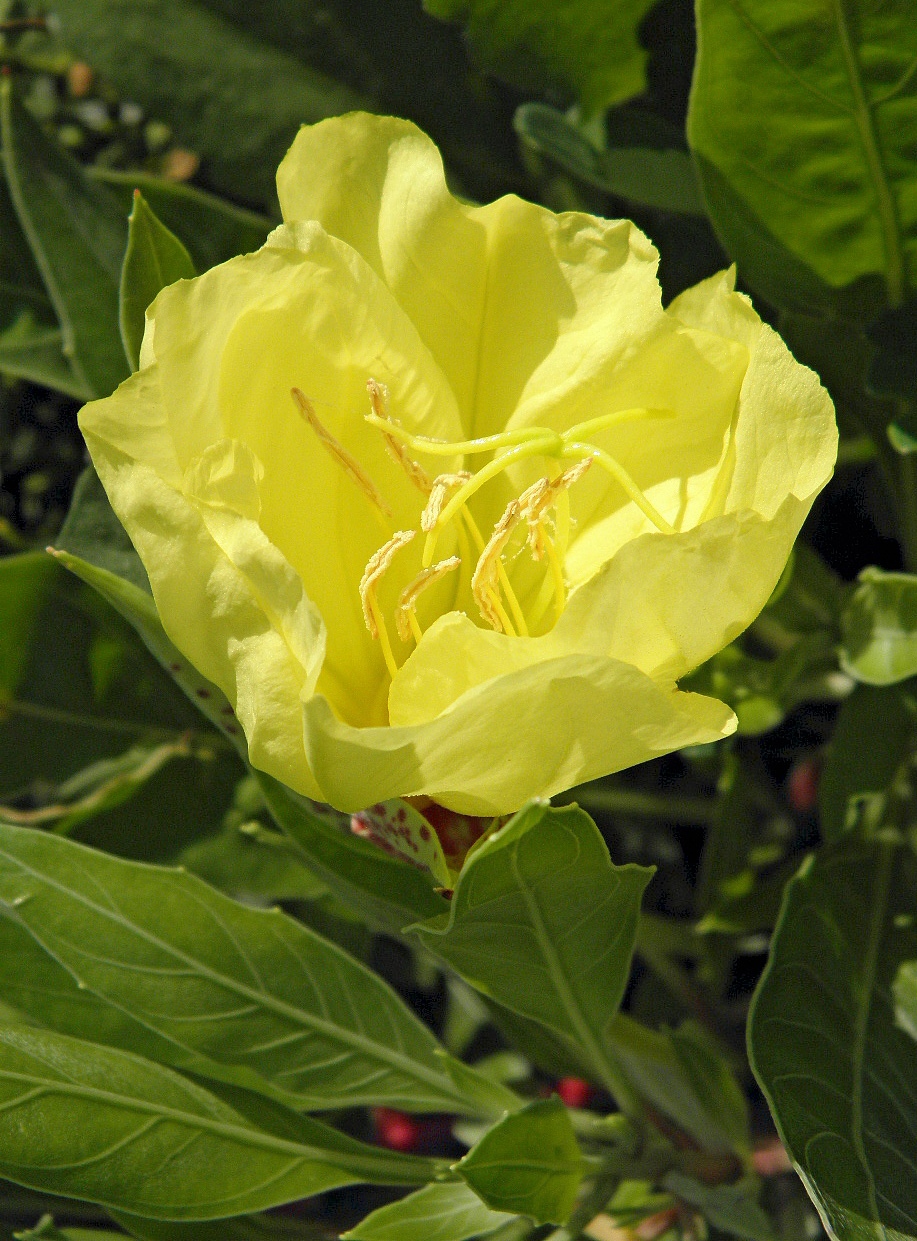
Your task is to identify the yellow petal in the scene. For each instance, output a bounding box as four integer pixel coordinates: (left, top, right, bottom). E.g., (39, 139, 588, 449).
(80, 366, 323, 799)
(305, 649, 736, 816)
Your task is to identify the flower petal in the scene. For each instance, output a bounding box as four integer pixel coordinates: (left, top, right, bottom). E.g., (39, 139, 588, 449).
(304, 648, 736, 815)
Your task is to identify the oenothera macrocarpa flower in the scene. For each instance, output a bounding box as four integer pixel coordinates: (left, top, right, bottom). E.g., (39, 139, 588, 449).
(79, 114, 837, 815)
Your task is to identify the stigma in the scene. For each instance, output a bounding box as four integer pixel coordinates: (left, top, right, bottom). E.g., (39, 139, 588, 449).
(295, 380, 676, 680)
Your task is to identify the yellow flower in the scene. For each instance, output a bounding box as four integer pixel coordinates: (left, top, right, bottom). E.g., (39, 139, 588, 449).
(78, 113, 837, 815)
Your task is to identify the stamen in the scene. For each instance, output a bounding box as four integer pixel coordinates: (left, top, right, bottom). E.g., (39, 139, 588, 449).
(395, 557, 461, 643)
(562, 442, 674, 535)
(366, 378, 432, 495)
(421, 472, 472, 533)
(460, 506, 528, 636)
(292, 388, 393, 518)
(360, 530, 415, 678)
(518, 459, 592, 559)
(472, 499, 523, 633)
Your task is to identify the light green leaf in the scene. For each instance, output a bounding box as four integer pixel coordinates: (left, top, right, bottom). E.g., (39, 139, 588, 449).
(47, 0, 365, 209)
(514, 104, 705, 214)
(0, 823, 483, 1115)
(91, 170, 272, 273)
(345, 1182, 515, 1241)
(840, 566, 917, 685)
(424, 0, 657, 114)
(456, 1098, 584, 1226)
(258, 775, 448, 933)
(413, 803, 653, 1107)
(0, 80, 128, 397)
(177, 819, 329, 904)
(662, 1173, 775, 1241)
(119, 192, 195, 371)
(688, 0, 917, 314)
(818, 684, 916, 840)
(749, 841, 917, 1241)
(15, 1218, 125, 1241)
(0, 1024, 431, 1218)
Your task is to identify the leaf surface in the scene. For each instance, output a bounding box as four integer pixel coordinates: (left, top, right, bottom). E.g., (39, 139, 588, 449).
(749, 841, 917, 1241)
(345, 1182, 515, 1241)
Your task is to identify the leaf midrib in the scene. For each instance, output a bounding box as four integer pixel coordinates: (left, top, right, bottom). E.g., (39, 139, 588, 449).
(0, 1063, 426, 1180)
(0, 843, 467, 1110)
(724, 0, 907, 305)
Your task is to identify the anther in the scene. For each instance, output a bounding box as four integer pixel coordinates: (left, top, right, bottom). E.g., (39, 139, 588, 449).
(395, 557, 461, 643)
(366, 378, 432, 495)
(518, 458, 592, 560)
(472, 499, 523, 633)
(292, 388, 393, 518)
(421, 472, 472, 533)
(360, 529, 415, 678)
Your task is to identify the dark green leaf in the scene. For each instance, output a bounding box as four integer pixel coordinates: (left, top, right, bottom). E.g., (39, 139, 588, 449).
(749, 841, 917, 1241)
(607, 1015, 747, 1156)
(688, 0, 917, 314)
(0, 316, 88, 399)
(47, 0, 365, 210)
(514, 104, 704, 215)
(111, 1210, 327, 1241)
(819, 684, 915, 840)
(119, 192, 195, 371)
(0, 554, 236, 861)
(424, 0, 657, 114)
(457, 1098, 584, 1226)
(0, 823, 483, 1115)
(90, 171, 271, 273)
(413, 803, 652, 1107)
(57, 467, 150, 596)
(866, 300, 917, 402)
(662, 1173, 775, 1241)
(0, 1024, 431, 1218)
(258, 774, 448, 933)
(840, 566, 917, 684)
(177, 819, 329, 904)
(0, 80, 128, 396)
(344, 1182, 515, 1241)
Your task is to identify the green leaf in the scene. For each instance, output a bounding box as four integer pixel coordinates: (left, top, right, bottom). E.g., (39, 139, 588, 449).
(0, 823, 483, 1115)
(0, 316, 88, 399)
(688, 0, 917, 314)
(840, 566, 917, 684)
(424, 0, 657, 114)
(0, 80, 128, 397)
(514, 104, 705, 215)
(47, 0, 365, 210)
(90, 170, 272, 273)
(177, 819, 329, 904)
(0, 554, 237, 861)
(258, 775, 449, 933)
(0, 1024, 431, 1218)
(57, 467, 151, 596)
(14, 1219, 125, 1241)
(413, 803, 653, 1107)
(607, 1015, 748, 1156)
(818, 684, 916, 840)
(353, 800, 453, 887)
(110, 1210, 327, 1241)
(894, 961, 917, 1042)
(344, 1182, 516, 1241)
(456, 1098, 584, 1226)
(749, 841, 917, 1241)
(119, 191, 195, 372)
(662, 1173, 775, 1241)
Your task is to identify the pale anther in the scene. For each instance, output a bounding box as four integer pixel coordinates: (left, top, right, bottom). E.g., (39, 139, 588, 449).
(421, 471, 472, 533)
(472, 499, 523, 633)
(292, 388, 393, 517)
(395, 556, 461, 643)
(360, 530, 416, 638)
(518, 458, 592, 560)
(366, 378, 432, 496)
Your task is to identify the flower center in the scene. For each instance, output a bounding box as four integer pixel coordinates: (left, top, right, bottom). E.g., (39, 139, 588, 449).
(293, 380, 675, 681)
